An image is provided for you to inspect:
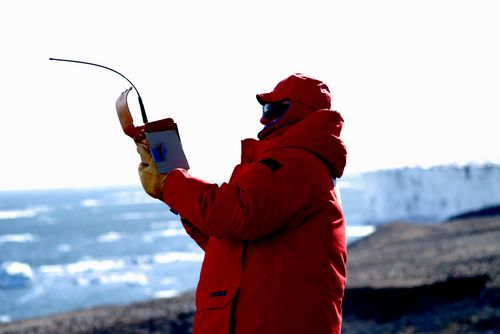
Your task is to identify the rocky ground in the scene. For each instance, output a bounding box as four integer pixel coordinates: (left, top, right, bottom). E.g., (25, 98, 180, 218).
(342, 216, 500, 333)
(1, 216, 499, 334)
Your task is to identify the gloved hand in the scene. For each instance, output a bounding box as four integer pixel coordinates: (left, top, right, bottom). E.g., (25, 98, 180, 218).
(136, 143, 168, 200)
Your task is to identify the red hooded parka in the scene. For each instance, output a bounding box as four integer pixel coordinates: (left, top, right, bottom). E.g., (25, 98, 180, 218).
(162, 74, 347, 334)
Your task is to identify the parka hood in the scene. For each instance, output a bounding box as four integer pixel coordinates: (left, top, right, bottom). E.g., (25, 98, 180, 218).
(242, 108, 346, 178)
(273, 109, 347, 178)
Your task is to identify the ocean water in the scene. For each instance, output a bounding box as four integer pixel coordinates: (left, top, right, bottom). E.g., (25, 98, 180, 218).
(0, 181, 371, 322)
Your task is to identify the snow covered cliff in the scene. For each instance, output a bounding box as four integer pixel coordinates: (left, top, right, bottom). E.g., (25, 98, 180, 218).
(341, 164, 500, 225)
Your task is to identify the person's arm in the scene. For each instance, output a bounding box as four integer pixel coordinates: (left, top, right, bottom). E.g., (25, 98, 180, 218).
(162, 155, 313, 241)
(135, 143, 210, 249)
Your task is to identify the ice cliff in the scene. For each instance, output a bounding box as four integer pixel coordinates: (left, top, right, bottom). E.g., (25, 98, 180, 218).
(341, 164, 500, 225)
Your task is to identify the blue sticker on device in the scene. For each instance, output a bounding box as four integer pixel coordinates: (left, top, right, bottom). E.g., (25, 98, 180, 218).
(151, 143, 167, 163)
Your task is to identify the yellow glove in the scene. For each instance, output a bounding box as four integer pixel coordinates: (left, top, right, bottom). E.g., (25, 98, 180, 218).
(136, 143, 168, 199)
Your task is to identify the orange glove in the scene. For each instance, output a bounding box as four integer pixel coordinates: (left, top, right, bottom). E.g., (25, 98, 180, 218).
(136, 143, 168, 200)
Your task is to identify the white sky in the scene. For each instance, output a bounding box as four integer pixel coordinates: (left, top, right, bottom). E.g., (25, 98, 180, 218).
(1, 0, 499, 190)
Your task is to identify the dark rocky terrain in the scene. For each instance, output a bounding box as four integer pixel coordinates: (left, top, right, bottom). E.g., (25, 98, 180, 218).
(342, 216, 500, 333)
(1, 216, 499, 334)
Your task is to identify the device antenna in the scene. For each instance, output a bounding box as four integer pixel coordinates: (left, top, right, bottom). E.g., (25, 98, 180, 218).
(49, 58, 148, 123)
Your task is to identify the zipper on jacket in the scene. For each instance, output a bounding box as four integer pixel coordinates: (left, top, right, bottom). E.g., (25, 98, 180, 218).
(229, 241, 247, 333)
(228, 288, 240, 334)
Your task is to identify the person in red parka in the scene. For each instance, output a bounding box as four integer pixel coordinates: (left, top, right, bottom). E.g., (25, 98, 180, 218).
(136, 73, 347, 334)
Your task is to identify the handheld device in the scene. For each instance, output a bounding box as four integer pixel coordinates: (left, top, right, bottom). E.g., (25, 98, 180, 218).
(49, 58, 190, 173)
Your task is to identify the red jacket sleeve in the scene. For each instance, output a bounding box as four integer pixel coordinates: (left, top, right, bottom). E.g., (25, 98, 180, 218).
(180, 218, 209, 251)
(162, 157, 312, 241)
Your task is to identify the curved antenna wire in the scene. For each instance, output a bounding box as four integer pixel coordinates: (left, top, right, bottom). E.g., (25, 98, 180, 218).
(49, 57, 148, 123)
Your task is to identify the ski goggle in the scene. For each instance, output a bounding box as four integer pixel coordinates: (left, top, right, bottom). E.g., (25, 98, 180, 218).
(262, 100, 290, 120)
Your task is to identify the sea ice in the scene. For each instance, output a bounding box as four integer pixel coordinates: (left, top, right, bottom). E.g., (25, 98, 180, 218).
(0, 262, 34, 288)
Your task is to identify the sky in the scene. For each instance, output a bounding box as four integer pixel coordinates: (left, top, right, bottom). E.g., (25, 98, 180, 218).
(0, 0, 499, 190)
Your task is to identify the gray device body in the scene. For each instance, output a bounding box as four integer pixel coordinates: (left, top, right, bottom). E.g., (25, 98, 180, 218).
(145, 130, 190, 174)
